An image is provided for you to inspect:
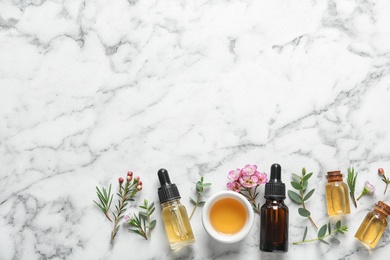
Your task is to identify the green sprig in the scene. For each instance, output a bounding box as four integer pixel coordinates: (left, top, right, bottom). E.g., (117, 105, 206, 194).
(129, 199, 156, 240)
(347, 167, 358, 208)
(93, 184, 114, 222)
(288, 168, 318, 230)
(293, 220, 348, 245)
(189, 176, 211, 221)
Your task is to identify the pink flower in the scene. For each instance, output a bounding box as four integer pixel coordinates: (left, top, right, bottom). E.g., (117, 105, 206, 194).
(378, 168, 385, 176)
(239, 173, 260, 188)
(357, 180, 375, 201)
(241, 164, 257, 176)
(255, 171, 268, 184)
(228, 168, 241, 181)
(123, 215, 131, 223)
(227, 181, 242, 192)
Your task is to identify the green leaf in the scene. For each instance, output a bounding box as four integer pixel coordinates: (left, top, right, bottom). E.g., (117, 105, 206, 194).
(319, 239, 329, 245)
(302, 172, 313, 181)
(139, 211, 148, 219)
(148, 202, 155, 210)
(304, 189, 315, 201)
(336, 220, 341, 229)
(150, 220, 157, 229)
(328, 222, 331, 235)
(291, 181, 303, 190)
(291, 173, 301, 182)
(298, 208, 311, 217)
(303, 226, 308, 241)
(318, 224, 327, 238)
(302, 180, 308, 190)
(196, 182, 202, 192)
(288, 190, 302, 203)
(189, 197, 197, 205)
(198, 201, 206, 206)
(203, 183, 212, 187)
(149, 207, 155, 216)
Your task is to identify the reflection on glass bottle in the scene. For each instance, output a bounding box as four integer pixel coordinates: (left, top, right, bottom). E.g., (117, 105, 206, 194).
(355, 201, 390, 248)
(325, 171, 350, 216)
(158, 169, 195, 250)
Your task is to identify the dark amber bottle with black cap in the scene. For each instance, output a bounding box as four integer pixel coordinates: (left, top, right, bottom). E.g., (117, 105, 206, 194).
(260, 163, 289, 252)
(157, 169, 195, 250)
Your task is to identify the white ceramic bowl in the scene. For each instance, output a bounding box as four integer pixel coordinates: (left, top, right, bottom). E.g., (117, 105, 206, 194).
(202, 190, 254, 243)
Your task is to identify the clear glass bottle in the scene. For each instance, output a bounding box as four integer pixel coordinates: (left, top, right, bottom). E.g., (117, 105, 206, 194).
(325, 171, 350, 216)
(355, 201, 390, 248)
(158, 169, 195, 250)
(260, 163, 289, 252)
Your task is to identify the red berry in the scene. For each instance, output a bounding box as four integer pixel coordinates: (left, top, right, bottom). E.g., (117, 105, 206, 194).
(137, 185, 142, 191)
(138, 181, 143, 186)
(378, 168, 385, 176)
(127, 171, 133, 177)
(127, 175, 132, 182)
(118, 177, 124, 184)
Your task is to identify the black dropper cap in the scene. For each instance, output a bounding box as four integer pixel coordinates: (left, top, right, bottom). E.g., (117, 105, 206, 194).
(264, 163, 286, 199)
(157, 169, 181, 204)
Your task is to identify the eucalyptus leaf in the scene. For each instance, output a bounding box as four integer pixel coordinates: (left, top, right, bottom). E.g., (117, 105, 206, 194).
(288, 190, 302, 203)
(336, 220, 341, 229)
(328, 222, 331, 235)
(302, 180, 308, 190)
(304, 189, 315, 201)
(291, 181, 303, 190)
(198, 201, 206, 206)
(318, 224, 327, 238)
(303, 226, 308, 241)
(302, 172, 313, 181)
(298, 208, 311, 217)
(292, 173, 301, 182)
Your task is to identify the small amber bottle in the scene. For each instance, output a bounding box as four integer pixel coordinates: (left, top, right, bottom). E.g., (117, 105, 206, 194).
(260, 163, 289, 252)
(157, 169, 195, 250)
(325, 171, 350, 216)
(355, 201, 390, 248)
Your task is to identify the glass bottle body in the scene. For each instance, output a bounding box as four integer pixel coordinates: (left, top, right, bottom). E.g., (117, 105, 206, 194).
(325, 181, 350, 216)
(355, 211, 388, 248)
(161, 199, 195, 250)
(260, 199, 289, 252)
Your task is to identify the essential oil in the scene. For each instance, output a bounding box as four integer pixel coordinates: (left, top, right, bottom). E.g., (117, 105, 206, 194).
(325, 171, 350, 216)
(260, 163, 289, 252)
(355, 201, 390, 248)
(157, 169, 195, 250)
(209, 197, 247, 235)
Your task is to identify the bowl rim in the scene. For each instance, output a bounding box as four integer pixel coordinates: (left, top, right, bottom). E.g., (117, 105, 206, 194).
(202, 190, 254, 243)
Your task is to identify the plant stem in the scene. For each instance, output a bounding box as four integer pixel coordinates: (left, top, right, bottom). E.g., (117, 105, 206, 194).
(384, 177, 389, 194)
(147, 212, 151, 238)
(293, 229, 338, 244)
(300, 189, 318, 230)
(189, 192, 201, 221)
(241, 187, 261, 215)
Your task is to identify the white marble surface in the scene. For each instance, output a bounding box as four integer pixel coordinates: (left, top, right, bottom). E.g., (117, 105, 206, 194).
(1, 0, 390, 259)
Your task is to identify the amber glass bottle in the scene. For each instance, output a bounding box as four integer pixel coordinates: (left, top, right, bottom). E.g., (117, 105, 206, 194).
(325, 171, 350, 216)
(157, 169, 195, 250)
(260, 163, 289, 252)
(355, 201, 390, 248)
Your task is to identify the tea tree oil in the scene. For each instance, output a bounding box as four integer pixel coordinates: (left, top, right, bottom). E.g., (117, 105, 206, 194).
(157, 169, 195, 250)
(325, 171, 350, 216)
(260, 163, 289, 252)
(209, 197, 247, 235)
(355, 201, 390, 248)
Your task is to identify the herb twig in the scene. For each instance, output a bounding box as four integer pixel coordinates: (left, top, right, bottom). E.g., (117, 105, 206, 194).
(129, 199, 156, 240)
(189, 176, 211, 221)
(240, 186, 261, 215)
(347, 167, 358, 208)
(94, 184, 113, 222)
(288, 168, 318, 230)
(110, 175, 142, 243)
(293, 220, 348, 245)
(378, 168, 390, 194)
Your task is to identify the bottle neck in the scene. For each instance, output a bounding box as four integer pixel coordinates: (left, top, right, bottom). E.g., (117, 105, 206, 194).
(161, 199, 181, 208)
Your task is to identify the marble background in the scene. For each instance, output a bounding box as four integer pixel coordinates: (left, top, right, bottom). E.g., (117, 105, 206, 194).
(1, 0, 390, 259)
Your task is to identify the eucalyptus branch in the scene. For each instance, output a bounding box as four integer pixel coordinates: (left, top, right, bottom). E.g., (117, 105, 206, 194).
(347, 167, 358, 208)
(189, 176, 211, 221)
(288, 168, 318, 230)
(129, 199, 156, 240)
(293, 220, 348, 245)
